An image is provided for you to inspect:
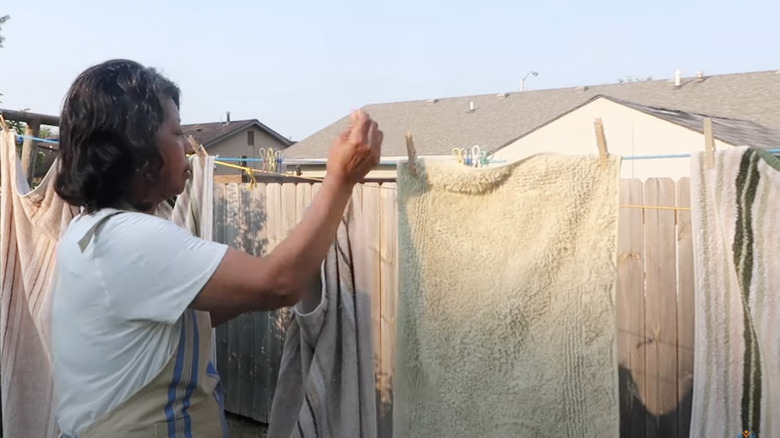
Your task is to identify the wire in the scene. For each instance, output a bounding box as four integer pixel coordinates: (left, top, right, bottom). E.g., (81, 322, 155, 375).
(14, 134, 58, 144)
(6, 134, 715, 210)
(214, 161, 696, 210)
(622, 148, 780, 160)
(17, 133, 780, 161)
(620, 204, 690, 211)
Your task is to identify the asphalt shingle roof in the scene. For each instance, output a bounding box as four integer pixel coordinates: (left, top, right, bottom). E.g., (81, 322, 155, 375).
(183, 119, 293, 148)
(285, 70, 780, 159)
(611, 97, 780, 150)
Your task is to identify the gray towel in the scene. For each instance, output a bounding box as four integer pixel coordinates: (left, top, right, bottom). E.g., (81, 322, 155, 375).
(268, 201, 378, 438)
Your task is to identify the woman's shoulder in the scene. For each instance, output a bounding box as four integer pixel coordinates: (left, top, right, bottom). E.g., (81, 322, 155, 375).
(63, 208, 189, 254)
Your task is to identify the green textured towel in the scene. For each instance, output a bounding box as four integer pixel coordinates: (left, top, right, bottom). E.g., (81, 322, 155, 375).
(394, 154, 621, 438)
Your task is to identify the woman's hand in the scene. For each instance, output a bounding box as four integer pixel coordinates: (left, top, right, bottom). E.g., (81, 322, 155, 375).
(326, 109, 383, 187)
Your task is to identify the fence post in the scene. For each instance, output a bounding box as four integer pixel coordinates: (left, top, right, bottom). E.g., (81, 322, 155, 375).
(240, 155, 249, 183)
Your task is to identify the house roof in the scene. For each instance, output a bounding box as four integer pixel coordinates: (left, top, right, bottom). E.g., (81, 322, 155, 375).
(182, 119, 293, 148)
(284, 69, 780, 159)
(611, 97, 780, 150)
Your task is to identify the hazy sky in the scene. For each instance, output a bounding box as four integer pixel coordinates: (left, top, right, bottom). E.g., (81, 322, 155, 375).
(1, 0, 778, 141)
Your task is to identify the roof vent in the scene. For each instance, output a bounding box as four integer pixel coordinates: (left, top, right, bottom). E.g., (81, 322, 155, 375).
(674, 69, 682, 87)
(226, 111, 231, 124)
(497, 92, 509, 98)
(469, 101, 475, 112)
(427, 98, 439, 104)
(575, 86, 588, 93)
(696, 71, 705, 82)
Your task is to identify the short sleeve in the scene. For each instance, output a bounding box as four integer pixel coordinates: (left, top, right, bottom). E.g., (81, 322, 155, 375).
(92, 212, 229, 324)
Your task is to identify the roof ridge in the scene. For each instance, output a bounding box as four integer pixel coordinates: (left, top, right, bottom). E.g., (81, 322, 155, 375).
(363, 68, 780, 107)
(181, 119, 256, 126)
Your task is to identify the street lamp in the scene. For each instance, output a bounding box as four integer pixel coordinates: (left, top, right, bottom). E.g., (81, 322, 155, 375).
(520, 71, 539, 92)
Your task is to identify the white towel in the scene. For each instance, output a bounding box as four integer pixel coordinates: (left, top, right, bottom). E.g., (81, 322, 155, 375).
(394, 154, 621, 438)
(689, 147, 780, 438)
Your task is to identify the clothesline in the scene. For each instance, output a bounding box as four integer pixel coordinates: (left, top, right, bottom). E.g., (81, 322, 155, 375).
(14, 133, 780, 162)
(213, 160, 693, 211)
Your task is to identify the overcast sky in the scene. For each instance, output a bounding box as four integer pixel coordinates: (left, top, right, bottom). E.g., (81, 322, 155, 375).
(1, 0, 778, 141)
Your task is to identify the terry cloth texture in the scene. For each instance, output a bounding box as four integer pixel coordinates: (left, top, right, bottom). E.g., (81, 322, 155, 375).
(394, 154, 621, 438)
(0, 130, 79, 438)
(268, 199, 378, 438)
(689, 147, 780, 438)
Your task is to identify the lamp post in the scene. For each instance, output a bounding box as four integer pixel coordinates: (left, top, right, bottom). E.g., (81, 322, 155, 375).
(520, 71, 539, 92)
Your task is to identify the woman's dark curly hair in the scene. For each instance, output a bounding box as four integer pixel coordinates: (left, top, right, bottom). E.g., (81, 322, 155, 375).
(55, 59, 181, 213)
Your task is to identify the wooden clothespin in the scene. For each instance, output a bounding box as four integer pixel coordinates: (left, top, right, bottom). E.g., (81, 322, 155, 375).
(187, 135, 208, 159)
(703, 118, 715, 169)
(593, 118, 609, 169)
(0, 113, 8, 132)
(405, 132, 418, 176)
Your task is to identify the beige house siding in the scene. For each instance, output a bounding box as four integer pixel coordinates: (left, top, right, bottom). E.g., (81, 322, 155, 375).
(209, 127, 290, 175)
(492, 98, 731, 181)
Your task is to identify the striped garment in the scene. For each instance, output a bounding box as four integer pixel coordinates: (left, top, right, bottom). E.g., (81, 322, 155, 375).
(267, 200, 378, 438)
(690, 147, 780, 438)
(0, 130, 78, 438)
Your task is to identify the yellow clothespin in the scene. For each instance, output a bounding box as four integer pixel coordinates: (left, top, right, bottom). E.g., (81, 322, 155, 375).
(703, 118, 715, 169)
(406, 132, 418, 176)
(452, 148, 466, 165)
(247, 167, 257, 189)
(593, 118, 609, 169)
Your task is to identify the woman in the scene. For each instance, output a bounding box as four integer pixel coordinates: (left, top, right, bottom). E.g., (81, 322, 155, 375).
(50, 59, 382, 437)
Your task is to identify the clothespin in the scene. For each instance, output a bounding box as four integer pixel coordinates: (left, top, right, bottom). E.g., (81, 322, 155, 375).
(405, 132, 418, 176)
(703, 118, 715, 169)
(247, 167, 257, 189)
(0, 114, 8, 132)
(593, 118, 609, 169)
(186, 135, 207, 159)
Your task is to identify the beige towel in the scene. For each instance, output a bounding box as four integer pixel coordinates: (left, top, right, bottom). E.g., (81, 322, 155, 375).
(394, 154, 621, 438)
(268, 200, 378, 438)
(689, 147, 780, 438)
(0, 130, 78, 438)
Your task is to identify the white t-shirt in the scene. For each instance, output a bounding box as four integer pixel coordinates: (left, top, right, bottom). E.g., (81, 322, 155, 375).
(51, 208, 229, 436)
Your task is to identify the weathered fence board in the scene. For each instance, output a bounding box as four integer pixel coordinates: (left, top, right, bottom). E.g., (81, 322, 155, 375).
(213, 178, 697, 437)
(675, 179, 695, 437)
(379, 184, 397, 438)
(617, 179, 646, 438)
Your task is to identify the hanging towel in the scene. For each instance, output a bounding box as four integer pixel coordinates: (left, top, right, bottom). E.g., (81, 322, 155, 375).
(268, 199, 378, 438)
(394, 154, 621, 438)
(0, 129, 78, 438)
(689, 147, 780, 438)
(159, 153, 220, 367)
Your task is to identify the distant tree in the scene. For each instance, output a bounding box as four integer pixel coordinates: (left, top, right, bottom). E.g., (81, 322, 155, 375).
(10, 117, 52, 174)
(0, 14, 8, 48)
(617, 75, 653, 83)
(0, 15, 8, 103)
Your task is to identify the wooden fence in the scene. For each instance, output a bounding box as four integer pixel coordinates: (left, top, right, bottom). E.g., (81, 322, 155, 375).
(213, 177, 695, 438)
